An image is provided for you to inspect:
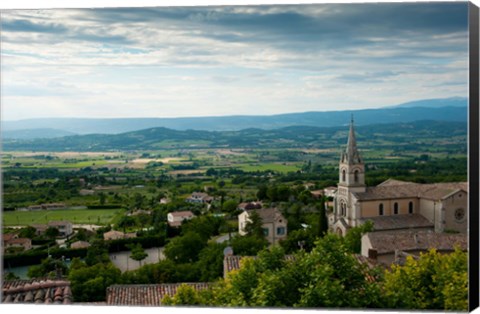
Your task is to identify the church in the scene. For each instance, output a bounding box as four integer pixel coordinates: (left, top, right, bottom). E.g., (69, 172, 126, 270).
(332, 118, 468, 236)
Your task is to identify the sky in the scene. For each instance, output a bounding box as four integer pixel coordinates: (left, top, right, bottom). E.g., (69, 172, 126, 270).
(0, 1, 470, 121)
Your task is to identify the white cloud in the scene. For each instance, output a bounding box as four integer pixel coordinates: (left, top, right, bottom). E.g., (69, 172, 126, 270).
(0, 4, 469, 120)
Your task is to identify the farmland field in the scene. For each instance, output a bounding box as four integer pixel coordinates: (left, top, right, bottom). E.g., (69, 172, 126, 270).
(2, 208, 126, 226)
(236, 163, 302, 173)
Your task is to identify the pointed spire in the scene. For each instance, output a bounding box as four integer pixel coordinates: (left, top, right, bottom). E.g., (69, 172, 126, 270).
(344, 115, 361, 164)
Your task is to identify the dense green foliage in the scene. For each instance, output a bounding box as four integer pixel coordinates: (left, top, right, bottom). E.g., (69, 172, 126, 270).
(383, 248, 468, 311)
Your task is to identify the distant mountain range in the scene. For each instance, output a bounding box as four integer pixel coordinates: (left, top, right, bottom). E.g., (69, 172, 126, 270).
(1, 128, 76, 140)
(1, 97, 467, 139)
(2, 120, 467, 152)
(386, 96, 467, 108)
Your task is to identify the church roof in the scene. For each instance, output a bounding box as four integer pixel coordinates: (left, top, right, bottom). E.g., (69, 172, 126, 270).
(352, 181, 467, 201)
(364, 230, 467, 255)
(358, 214, 434, 231)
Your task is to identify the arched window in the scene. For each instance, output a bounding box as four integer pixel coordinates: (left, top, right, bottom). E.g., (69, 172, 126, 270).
(354, 170, 359, 183)
(340, 201, 347, 216)
(379, 203, 384, 216)
(394, 202, 399, 215)
(408, 201, 413, 214)
(342, 169, 346, 182)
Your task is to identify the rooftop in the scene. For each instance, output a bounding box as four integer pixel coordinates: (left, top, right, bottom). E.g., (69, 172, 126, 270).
(168, 210, 194, 217)
(365, 230, 467, 255)
(353, 181, 468, 201)
(106, 283, 211, 306)
(2, 279, 72, 304)
(246, 207, 285, 224)
(358, 214, 434, 231)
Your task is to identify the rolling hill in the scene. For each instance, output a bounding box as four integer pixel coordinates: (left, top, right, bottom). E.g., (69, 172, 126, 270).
(2, 97, 468, 136)
(2, 120, 467, 152)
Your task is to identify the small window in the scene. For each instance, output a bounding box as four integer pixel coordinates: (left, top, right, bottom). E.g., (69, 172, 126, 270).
(277, 227, 286, 235)
(354, 170, 359, 183)
(409, 202, 413, 214)
(342, 170, 346, 182)
(263, 228, 269, 236)
(394, 202, 399, 215)
(341, 201, 347, 216)
(379, 203, 384, 216)
(455, 208, 465, 221)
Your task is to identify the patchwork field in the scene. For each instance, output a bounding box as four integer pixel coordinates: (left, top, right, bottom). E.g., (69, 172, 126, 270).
(2, 208, 125, 226)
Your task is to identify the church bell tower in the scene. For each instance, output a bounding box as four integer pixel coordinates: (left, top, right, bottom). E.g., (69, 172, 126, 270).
(335, 116, 366, 225)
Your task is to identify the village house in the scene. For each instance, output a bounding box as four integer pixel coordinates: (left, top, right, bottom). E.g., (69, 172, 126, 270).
(324, 186, 338, 198)
(2, 233, 32, 253)
(237, 201, 262, 211)
(31, 221, 73, 238)
(27, 203, 66, 211)
(361, 230, 467, 265)
(238, 208, 288, 244)
(103, 230, 137, 241)
(70, 241, 91, 249)
(159, 197, 170, 204)
(332, 118, 468, 237)
(167, 210, 195, 227)
(185, 192, 213, 204)
(79, 189, 95, 196)
(310, 189, 324, 199)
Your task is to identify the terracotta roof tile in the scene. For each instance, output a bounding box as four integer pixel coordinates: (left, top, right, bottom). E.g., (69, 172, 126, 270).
(2, 279, 72, 304)
(365, 230, 467, 255)
(246, 207, 285, 224)
(353, 181, 467, 201)
(358, 214, 434, 231)
(106, 283, 211, 306)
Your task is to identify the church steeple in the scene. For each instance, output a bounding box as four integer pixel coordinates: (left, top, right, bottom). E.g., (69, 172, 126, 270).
(339, 115, 365, 189)
(347, 116, 361, 164)
(342, 115, 362, 165)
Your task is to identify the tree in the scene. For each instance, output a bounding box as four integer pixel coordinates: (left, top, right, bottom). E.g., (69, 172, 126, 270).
(45, 226, 60, 239)
(244, 210, 264, 239)
(164, 232, 207, 263)
(222, 199, 238, 214)
(383, 248, 467, 311)
(27, 257, 68, 279)
(99, 192, 106, 205)
(256, 185, 268, 200)
(197, 242, 227, 281)
(279, 228, 316, 253)
(181, 215, 222, 241)
(133, 192, 144, 209)
(68, 260, 121, 302)
(117, 215, 136, 233)
(18, 226, 36, 239)
(162, 284, 203, 305)
(128, 243, 148, 267)
(343, 220, 374, 254)
(230, 235, 268, 256)
(85, 239, 110, 266)
(317, 197, 329, 237)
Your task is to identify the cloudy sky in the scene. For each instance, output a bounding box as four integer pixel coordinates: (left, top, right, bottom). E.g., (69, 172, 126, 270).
(0, 2, 469, 121)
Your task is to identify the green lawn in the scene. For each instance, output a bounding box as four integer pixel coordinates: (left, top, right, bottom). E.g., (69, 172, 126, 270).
(236, 163, 302, 173)
(2, 208, 125, 226)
